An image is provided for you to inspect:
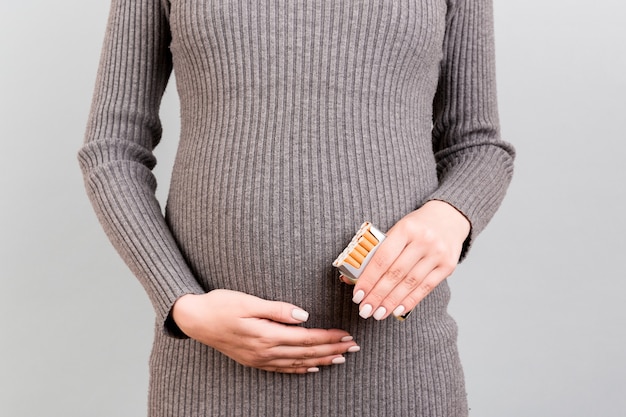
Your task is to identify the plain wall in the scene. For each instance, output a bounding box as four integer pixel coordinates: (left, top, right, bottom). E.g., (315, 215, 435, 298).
(1, 1, 624, 415)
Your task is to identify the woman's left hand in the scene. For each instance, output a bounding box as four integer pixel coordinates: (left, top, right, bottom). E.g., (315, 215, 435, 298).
(345, 200, 471, 320)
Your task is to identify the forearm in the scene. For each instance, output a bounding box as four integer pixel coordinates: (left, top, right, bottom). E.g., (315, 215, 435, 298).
(79, 0, 205, 335)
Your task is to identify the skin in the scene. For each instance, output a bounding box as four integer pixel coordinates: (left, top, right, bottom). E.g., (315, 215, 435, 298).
(172, 199, 469, 373)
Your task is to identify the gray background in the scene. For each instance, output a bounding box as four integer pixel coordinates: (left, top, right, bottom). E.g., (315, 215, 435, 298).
(1, 0, 624, 416)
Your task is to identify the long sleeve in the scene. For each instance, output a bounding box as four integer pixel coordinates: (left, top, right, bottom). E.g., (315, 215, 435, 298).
(427, 0, 515, 254)
(77, 0, 205, 335)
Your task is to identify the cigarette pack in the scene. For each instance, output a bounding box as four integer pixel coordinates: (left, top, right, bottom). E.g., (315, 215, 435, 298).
(332, 222, 386, 284)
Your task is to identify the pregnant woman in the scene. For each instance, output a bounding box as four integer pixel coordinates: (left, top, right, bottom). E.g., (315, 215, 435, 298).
(78, 1, 515, 415)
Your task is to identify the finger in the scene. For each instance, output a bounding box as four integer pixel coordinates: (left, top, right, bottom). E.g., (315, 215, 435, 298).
(268, 339, 359, 360)
(269, 326, 355, 347)
(251, 298, 311, 324)
(264, 366, 316, 374)
(246, 341, 360, 373)
(339, 274, 356, 285)
(356, 243, 426, 318)
(368, 256, 438, 320)
(264, 353, 348, 372)
(394, 267, 448, 314)
(263, 364, 335, 374)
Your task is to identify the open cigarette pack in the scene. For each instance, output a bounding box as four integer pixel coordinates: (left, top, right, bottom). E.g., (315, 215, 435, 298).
(332, 222, 386, 284)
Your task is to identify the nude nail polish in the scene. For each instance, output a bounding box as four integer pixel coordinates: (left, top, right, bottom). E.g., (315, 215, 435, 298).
(373, 307, 386, 320)
(359, 304, 373, 319)
(393, 305, 405, 317)
(341, 336, 354, 342)
(307, 367, 320, 373)
(332, 357, 346, 364)
(347, 345, 361, 353)
(291, 308, 309, 322)
(352, 290, 365, 304)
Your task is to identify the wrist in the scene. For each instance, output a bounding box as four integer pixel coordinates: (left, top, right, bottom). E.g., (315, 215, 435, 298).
(171, 293, 203, 338)
(422, 200, 470, 236)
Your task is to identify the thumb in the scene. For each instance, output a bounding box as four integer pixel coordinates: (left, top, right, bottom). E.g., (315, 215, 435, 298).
(254, 299, 310, 324)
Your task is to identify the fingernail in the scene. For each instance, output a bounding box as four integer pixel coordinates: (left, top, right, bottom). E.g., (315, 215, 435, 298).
(341, 336, 354, 342)
(393, 305, 405, 317)
(332, 356, 346, 365)
(352, 290, 365, 304)
(359, 304, 373, 319)
(347, 345, 361, 353)
(373, 307, 386, 320)
(307, 367, 320, 373)
(291, 308, 309, 322)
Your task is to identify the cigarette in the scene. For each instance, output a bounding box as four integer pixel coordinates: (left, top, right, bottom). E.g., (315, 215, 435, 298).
(350, 248, 365, 264)
(363, 231, 379, 246)
(353, 244, 368, 258)
(359, 238, 374, 251)
(344, 254, 361, 269)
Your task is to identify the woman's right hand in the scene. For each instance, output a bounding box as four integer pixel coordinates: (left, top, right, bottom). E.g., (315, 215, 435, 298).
(171, 289, 360, 374)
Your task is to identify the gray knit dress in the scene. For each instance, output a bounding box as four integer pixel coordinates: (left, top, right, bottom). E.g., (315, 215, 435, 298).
(78, 0, 514, 415)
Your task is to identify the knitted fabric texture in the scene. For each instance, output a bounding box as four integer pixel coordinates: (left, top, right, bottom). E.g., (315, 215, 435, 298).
(78, 0, 515, 416)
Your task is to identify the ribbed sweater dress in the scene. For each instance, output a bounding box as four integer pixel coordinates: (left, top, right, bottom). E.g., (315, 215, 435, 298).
(78, 0, 515, 415)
